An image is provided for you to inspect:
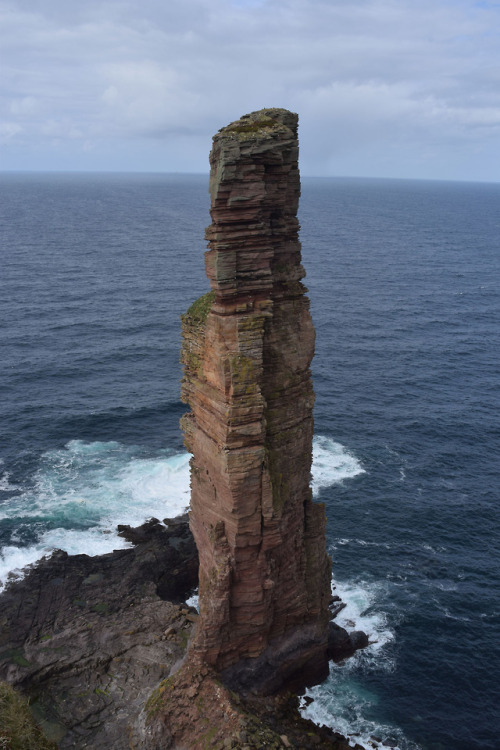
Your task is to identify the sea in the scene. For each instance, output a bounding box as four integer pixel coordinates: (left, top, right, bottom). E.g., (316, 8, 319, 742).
(1, 172, 499, 750)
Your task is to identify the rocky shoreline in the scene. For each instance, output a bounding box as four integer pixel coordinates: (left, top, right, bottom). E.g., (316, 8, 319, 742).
(0, 518, 366, 749)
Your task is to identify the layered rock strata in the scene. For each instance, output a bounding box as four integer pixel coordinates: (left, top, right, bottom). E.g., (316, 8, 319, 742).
(181, 108, 332, 692)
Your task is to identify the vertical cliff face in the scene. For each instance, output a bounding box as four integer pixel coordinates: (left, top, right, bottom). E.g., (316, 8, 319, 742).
(181, 108, 332, 692)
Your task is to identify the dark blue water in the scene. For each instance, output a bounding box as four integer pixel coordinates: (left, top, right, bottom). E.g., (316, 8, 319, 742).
(1, 172, 499, 750)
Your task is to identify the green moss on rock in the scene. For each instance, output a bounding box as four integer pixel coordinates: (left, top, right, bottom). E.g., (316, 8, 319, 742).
(224, 119, 278, 135)
(0, 647, 31, 668)
(0, 681, 58, 750)
(146, 677, 175, 718)
(183, 291, 215, 326)
(229, 354, 255, 386)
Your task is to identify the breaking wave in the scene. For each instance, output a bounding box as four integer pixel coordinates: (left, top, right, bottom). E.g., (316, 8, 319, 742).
(0, 434, 361, 590)
(312, 435, 365, 497)
(0, 440, 190, 589)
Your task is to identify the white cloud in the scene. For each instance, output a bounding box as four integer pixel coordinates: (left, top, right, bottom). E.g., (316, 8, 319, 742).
(99, 61, 202, 135)
(9, 97, 38, 115)
(0, 121, 22, 142)
(40, 119, 84, 139)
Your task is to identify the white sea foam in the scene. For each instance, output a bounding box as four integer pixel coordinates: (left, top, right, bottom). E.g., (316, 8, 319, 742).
(301, 579, 409, 749)
(302, 681, 408, 750)
(0, 440, 191, 590)
(0, 545, 52, 589)
(331, 538, 393, 552)
(0, 472, 22, 493)
(311, 436, 365, 497)
(186, 591, 199, 610)
(1, 434, 364, 591)
(331, 579, 394, 655)
(0, 529, 132, 590)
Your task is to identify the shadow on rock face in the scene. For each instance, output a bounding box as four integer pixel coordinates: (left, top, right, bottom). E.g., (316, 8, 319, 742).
(117, 515, 198, 602)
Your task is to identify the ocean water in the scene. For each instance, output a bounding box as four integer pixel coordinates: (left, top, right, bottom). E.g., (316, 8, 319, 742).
(1, 172, 499, 750)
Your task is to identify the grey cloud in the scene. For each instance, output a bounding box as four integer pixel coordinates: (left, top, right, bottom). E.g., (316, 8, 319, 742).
(1, 0, 499, 179)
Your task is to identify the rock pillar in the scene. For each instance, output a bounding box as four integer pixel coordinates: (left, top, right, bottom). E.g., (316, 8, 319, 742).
(181, 108, 332, 693)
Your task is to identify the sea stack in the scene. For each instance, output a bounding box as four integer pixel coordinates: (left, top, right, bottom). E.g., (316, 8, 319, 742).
(181, 108, 332, 693)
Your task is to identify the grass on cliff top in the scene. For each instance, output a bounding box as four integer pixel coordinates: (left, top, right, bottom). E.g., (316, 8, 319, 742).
(0, 682, 57, 750)
(183, 291, 215, 326)
(224, 117, 278, 134)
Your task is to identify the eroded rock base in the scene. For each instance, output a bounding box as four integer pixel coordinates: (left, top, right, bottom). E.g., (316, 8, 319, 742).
(142, 659, 363, 750)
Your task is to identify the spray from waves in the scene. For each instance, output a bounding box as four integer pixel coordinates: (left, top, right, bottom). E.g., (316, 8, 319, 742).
(300, 579, 416, 750)
(312, 435, 365, 497)
(331, 579, 394, 656)
(0, 434, 362, 591)
(306, 443, 418, 748)
(0, 440, 190, 589)
(302, 669, 414, 750)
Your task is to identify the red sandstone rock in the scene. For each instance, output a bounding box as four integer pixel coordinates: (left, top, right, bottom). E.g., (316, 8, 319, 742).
(181, 108, 332, 693)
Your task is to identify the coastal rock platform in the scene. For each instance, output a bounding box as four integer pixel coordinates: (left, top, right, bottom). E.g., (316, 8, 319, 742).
(0, 517, 198, 748)
(0, 518, 364, 749)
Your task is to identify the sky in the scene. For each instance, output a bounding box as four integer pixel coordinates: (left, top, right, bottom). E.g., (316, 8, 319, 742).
(1, 0, 499, 181)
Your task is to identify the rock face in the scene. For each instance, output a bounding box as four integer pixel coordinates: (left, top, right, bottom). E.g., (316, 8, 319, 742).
(181, 108, 332, 692)
(0, 518, 198, 748)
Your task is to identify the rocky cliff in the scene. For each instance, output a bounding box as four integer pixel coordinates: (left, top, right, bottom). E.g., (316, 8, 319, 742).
(181, 108, 332, 693)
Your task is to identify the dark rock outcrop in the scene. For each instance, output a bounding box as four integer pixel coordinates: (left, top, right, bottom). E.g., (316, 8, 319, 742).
(180, 108, 332, 693)
(0, 518, 198, 748)
(327, 622, 370, 662)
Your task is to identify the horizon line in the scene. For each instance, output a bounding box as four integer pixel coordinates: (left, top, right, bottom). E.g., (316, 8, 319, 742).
(1, 169, 498, 186)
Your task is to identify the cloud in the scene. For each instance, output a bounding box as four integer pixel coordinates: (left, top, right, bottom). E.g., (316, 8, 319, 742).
(99, 61, 203, 136)
(0, 121, 22, 142)
(1, 0, 499, 179)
